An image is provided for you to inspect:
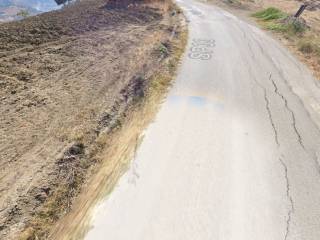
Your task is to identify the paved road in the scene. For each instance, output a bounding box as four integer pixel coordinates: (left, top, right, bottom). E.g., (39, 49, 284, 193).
(85, 0, 320, 239)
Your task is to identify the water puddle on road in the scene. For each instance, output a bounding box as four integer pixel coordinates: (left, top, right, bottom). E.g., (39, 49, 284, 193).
(168, 95, 224, 111)
(188, 96, 207, 107)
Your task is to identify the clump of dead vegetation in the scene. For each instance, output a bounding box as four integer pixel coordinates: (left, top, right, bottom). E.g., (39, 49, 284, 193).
(298, 38, 320, 56)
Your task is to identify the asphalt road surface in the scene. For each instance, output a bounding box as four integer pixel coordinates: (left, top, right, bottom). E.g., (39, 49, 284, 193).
(85, 0, 320, 239)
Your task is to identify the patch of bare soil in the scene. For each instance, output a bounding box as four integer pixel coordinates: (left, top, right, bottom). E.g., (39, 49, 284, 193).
(0, 0, 186, 239)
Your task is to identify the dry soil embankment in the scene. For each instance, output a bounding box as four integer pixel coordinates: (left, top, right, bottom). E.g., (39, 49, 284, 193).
(0, 0, 186, 238)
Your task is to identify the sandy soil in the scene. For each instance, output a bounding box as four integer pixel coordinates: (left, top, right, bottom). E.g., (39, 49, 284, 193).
(0, 0, 184, 239)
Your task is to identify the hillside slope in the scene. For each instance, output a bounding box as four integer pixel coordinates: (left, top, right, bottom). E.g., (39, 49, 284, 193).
(0, 0, 186, 239)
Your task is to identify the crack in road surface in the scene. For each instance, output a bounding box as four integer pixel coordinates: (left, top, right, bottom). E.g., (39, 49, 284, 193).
(269, 74, 306, 150)
(82, 1, 320, 239)
(250, 32, 320, 137)
(279, 158, 295, 240)
(250, 70, 280, 147)
(263, 84, 280, 147)
(247, 30, 306, 150)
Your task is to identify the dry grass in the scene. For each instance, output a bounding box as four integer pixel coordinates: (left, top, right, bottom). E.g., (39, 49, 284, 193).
(48, 26, 188, 240)
(15, 3, 188, 240)
(298, 38, 320, 56)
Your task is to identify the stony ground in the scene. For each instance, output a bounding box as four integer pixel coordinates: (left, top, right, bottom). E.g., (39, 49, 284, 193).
(0, 0, 184, 238)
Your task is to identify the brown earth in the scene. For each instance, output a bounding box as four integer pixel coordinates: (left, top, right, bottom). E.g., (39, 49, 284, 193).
(0, 0, 185, 239)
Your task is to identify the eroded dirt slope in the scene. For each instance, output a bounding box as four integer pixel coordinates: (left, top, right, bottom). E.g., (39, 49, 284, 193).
(0, 0, 184, 238)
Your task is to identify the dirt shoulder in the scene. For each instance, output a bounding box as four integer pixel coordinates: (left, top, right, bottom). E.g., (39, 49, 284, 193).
(0, 0, 187, 239)
(206, 0, 320, 80)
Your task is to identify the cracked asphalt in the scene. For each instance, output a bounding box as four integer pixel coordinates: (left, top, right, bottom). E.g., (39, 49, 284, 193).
(84, 0, 320, 239)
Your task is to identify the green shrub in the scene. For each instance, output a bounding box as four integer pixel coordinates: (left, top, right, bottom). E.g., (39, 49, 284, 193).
(17, 9, 29, 18)
(158, 42, 169, 56)
(252, 7, 287, 21)
(288, 20, 306, 34)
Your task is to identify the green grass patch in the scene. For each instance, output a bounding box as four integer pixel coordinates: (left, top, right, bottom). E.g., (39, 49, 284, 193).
(253, 7, 307, 37)
(266, 22, 288, 31)
(252, 7, 287, 21)
(265, 21, 307, 35)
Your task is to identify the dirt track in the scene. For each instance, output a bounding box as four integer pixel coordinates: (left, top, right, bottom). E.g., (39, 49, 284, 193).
(0, 0, 184, 238)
